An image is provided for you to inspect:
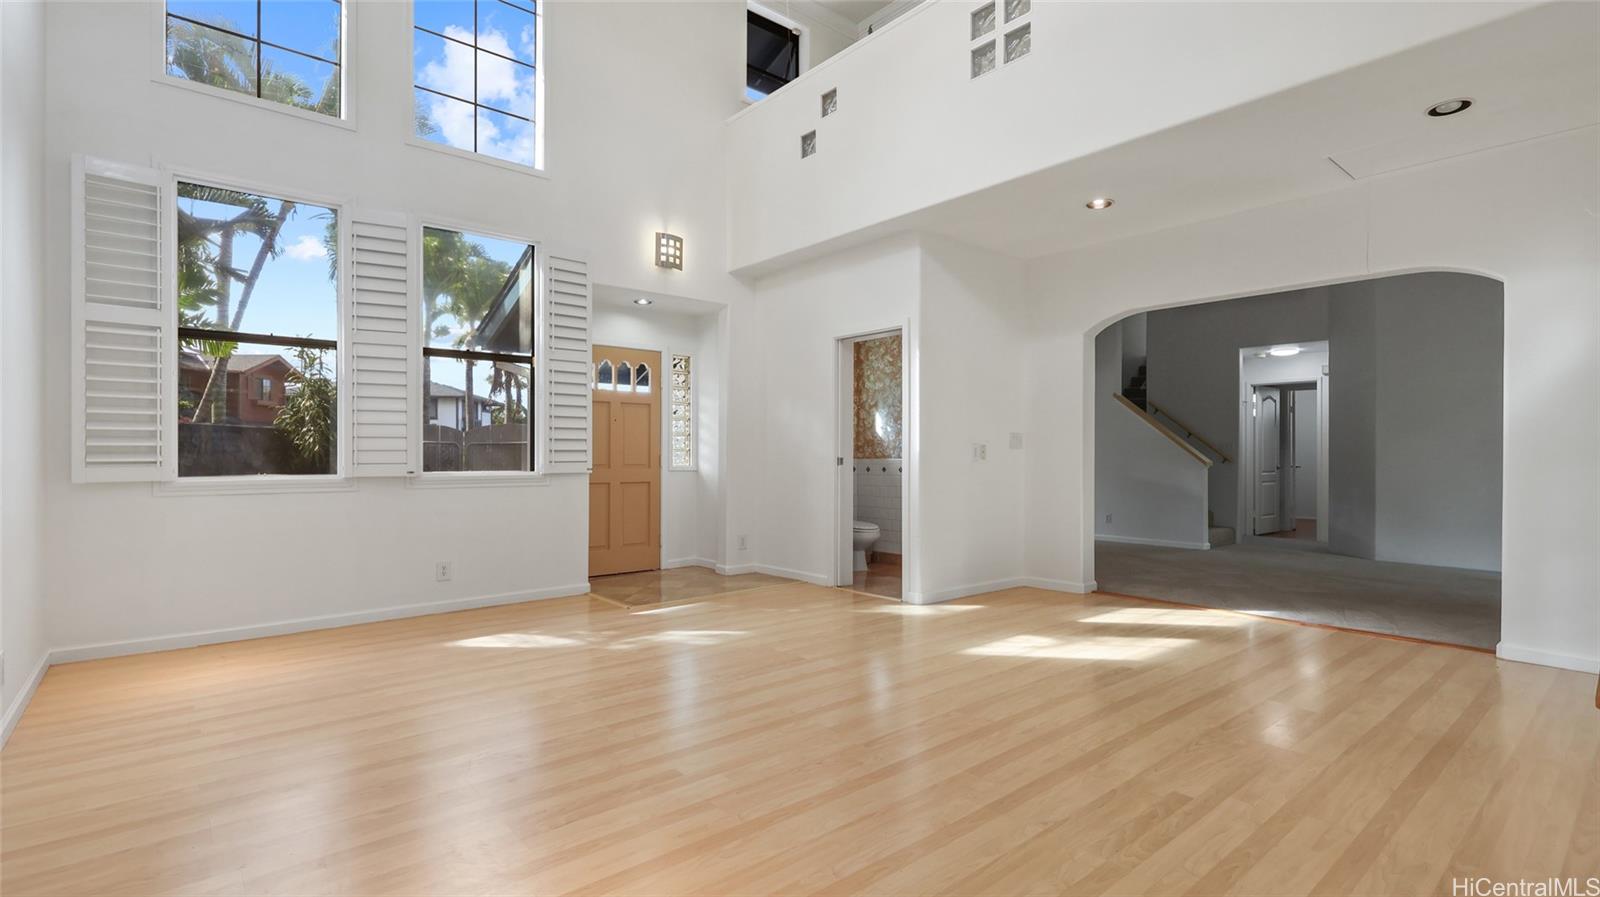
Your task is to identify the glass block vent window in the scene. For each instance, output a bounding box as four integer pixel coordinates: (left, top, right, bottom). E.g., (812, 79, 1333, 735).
(670, 353, 693, 469)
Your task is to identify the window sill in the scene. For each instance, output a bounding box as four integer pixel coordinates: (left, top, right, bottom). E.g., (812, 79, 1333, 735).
(669, 465, 699, 473)
(404, 135, 549, 180)
(153, 74, 356, 131)
(154, 475, 357, 497)
(406, 472, 550, 489)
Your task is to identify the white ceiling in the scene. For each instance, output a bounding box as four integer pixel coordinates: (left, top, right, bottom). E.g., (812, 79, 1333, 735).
(810, 0, 895, 25)
(894, 3, 1599, 262)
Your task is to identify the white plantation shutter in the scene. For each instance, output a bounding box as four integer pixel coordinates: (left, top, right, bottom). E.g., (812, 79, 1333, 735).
(541, 252, 591, 474)
(71, 157, 172, 483)
(345, 211, 419, 476)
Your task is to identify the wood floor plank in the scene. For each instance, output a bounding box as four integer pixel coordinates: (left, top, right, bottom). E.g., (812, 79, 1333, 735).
(3, 580, 1595, 897)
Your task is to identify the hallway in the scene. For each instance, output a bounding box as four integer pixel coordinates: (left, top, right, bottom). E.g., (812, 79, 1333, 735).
(1095, 541, 1500, 649)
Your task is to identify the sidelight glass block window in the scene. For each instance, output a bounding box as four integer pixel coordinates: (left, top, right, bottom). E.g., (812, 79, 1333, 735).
(669, 353, 693, 469)
(165, 0, 344, 117)
(413, 0, 541, 167)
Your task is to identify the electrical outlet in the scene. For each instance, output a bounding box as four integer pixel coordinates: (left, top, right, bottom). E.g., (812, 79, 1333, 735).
(1009, 432, 1024, 450)
(435, 561, 453, 582)
(1105, 513, 1113, 524)
(737, 535, 748, 551)
(972, 442, 988, 461)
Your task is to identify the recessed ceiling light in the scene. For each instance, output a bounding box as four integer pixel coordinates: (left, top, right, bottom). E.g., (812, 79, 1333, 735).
(1426, 98, 1472, 117)
(1085, 197, 1115, 210)
(1267, 345, 1301, 357)
(634, 297, 654, 306)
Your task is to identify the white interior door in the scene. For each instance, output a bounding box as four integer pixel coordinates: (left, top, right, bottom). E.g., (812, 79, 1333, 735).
(1253, 386, 1282, 534)
(834, 337, 855, 586)
(1282, 389, 1298, 529)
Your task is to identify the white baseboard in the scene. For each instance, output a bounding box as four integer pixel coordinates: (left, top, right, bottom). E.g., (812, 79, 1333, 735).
(663, 557, 717, 570)
(1496, 641, 1600, 674)
(1018, 577, 1098, 594)
(1095, 534, 1211, 551)
(1, 653, 51, 749)
(912, 577, 1028, 605)
(712, 561, 830, 587)
(49, 583, 593, 665)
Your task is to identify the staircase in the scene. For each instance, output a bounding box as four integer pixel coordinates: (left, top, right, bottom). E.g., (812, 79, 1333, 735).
(1123, 364, 1149, 410)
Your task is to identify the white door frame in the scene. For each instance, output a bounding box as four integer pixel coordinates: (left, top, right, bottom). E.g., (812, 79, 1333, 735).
(834, 325, 908, 592)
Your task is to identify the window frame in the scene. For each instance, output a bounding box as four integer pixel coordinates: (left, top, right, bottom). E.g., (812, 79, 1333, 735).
(152, 0, 356, 130)
(156, 166, 352, 495)
(405, 0, 548, 176)
(412, 218, 546, 486)
(745, 2, 806, 104)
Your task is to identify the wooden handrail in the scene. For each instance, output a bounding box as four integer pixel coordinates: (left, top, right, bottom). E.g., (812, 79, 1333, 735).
(1146, 400, 1232, 464)
(1112, 394, 1213, 468)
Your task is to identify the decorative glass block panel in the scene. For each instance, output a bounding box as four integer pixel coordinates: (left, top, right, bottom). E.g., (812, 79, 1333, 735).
(800, 130, 817, 159)
(971, 40, 996, 78)
(670, 353, 693, 468)
(821, 88, 837, 118)
(1004, 0, 1029, 22)
(1004, 22, 1031, 63)
(971, 2, 995, 39)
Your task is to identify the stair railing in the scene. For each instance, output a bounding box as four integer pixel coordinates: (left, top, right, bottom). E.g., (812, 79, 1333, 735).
(1145, 401, 1231, 464)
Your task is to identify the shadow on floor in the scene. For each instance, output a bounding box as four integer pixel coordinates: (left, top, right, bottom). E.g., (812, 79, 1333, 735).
(1094, 540, 1500, 649)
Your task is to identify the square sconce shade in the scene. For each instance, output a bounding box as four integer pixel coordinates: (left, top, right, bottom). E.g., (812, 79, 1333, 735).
(971, 2, 995, 39)
(801, 130, 817, 158)
(821, 88, 837, 118)
(971, 40, 996, 78)
(655, 232, 683, 270)
(1004, 0, 1029, 22)
(1004, 23, 1031, 63)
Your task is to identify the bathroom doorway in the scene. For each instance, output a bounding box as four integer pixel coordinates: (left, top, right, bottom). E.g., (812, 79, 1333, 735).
(834, 328, 905, 600)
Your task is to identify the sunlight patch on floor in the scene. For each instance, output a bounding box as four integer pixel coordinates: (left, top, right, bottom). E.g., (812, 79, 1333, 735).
(631, 602, 706, 615)
(611, 630, 747, 648)
(451, 633, 586, 649)
(1080, 607, 1248, 628)
(964, 633, 1193, 661)
(858, 604, 984, 616)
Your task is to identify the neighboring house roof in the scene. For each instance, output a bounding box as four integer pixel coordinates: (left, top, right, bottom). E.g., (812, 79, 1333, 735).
(426, 382, 503, 407)
(178, 351, 294, 375)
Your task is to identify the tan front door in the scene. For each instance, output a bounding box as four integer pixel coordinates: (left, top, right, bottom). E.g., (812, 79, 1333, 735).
(590, 345, 662, 576)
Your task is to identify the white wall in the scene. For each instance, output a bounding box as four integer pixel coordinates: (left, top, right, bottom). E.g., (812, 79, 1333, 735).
(591, 300, 722, 567)
(1026, 128, 1599, 673)
(725, 1, 1520, 271)
(731, 234, 919, 588)
(1, 0, 49, 734)
(39, 1, 753, 656)
(1094, 322, 1210, 550)
(915, 235, 1027, 601)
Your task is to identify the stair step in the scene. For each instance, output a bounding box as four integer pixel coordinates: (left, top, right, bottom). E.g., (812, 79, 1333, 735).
(1208, 526, 1236, 548)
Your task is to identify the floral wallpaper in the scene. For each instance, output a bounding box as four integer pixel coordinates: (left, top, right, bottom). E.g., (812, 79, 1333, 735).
(854, 334, 903, 459)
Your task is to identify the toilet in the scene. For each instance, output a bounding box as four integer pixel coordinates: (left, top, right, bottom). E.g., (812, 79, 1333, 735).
(851, 521, 881, 572)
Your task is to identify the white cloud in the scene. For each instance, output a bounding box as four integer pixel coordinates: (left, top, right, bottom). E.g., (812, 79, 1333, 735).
(415, 24, 535, 166)
(284, 235, 327, 262)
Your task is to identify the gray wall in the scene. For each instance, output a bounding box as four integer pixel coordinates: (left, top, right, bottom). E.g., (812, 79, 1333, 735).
(1095, 321, 1210, 548)
(1372, 274, 1503, 570)
(1145, 287, 1329, 529)
(1129, 273, 1503, 571)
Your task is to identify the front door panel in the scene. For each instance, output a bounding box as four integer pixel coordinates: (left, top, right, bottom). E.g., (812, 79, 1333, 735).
(590, 345, 662, 576)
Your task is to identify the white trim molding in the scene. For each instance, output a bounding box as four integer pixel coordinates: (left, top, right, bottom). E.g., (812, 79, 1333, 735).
(663, 557, 718, 570)
(49, 583, 592, 665)
(1, 654, 51, 749)
(1496, 642, 1600, 674)
(1094, 534, 1212, 551)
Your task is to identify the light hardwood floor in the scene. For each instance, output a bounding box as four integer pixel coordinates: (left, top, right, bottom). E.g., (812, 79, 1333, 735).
(2, 581, 1596, 896)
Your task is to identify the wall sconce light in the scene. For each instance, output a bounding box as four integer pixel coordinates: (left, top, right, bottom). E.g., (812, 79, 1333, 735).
(655, 232, 683, 270)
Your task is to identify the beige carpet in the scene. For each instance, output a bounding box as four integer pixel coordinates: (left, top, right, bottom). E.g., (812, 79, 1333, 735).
(1095, 540, 1500, 649)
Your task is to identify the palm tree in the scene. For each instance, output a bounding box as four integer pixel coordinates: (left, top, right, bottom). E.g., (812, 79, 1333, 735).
(177, 185, 296, 424)
(421, 229, 513, 441)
